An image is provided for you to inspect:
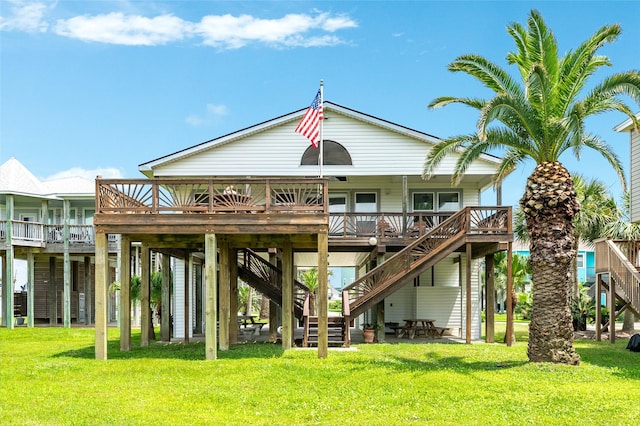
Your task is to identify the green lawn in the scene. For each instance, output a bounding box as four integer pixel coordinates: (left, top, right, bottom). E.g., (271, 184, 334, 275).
(2, 326, 639, 425)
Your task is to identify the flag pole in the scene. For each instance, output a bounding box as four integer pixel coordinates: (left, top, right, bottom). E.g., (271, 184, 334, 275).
(319, 79, 324, 178)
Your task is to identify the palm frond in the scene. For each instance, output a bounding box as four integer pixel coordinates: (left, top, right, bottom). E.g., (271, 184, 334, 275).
(449, 54, 523, 96)
(580, 134, 627, 191)
(428, 96, 486, 110)
(422, 134, 470, 179)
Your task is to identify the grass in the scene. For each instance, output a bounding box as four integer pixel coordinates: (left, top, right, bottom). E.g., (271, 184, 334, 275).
(2, 326, 639, 425)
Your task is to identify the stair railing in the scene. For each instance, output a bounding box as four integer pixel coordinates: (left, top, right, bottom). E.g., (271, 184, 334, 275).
(343, 206, 510, 318)
(596, 239, 640, 317)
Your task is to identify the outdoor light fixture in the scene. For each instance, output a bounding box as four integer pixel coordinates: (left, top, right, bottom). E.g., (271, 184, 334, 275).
(368, 237, 378, 246)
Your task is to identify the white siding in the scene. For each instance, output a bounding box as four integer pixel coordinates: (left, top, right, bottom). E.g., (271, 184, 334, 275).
(152, 112, 498, 178)
(631, 128, 640, 223)
(172, 258, 193, 339)
(383, 253, 482, 339)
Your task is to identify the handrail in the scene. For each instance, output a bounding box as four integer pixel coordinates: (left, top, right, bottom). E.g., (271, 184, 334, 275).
(238, 249, 310, 318)
(343, 206, 511, 318)
(96, 177, 328, 214)
(595, 239, 640, 317)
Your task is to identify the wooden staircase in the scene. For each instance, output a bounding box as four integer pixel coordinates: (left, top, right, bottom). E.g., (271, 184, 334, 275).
(594, 240, 640, 335)
(237, 249, 309, 319)
(238, 207, 511, 347)
(342, 207, 511, 320)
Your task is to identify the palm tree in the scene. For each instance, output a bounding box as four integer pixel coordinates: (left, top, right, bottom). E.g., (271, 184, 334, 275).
(424, 10, 640, 364)
(493, 252, 531, 343)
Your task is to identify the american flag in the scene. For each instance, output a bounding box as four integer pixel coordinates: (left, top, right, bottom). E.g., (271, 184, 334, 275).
(295, 89, 323, 148)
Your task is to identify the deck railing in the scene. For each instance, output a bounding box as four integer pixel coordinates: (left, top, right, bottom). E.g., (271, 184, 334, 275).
(0, 221, 116, 245)
(96, 178, 328, 214)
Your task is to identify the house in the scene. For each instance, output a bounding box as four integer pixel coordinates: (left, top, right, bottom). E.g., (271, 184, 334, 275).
(92, 101, 514, 359)
(513, 240, 596, 286)
(614, 112, 640, 223)
(0, 158, 118, 328)
(592, 113, 640, 343)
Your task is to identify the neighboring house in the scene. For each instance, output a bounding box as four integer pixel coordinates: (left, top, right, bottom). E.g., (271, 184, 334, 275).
(513, 240, 596, 286)
(0, 158, 117, 328)
(614, 112, 640, 223)
(93, 101, 513, 359)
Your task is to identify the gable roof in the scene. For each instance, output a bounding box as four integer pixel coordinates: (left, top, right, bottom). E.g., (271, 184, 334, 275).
(139, 101, 502, 177)
(614, 112, 640, 132)
(0, 157, 94, 199)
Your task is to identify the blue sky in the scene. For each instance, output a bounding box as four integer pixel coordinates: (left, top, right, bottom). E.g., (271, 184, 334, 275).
(1, 0, 638, 208)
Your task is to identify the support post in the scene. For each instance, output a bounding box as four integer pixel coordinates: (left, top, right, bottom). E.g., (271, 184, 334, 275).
(595, 273, 602, 341)
(27, 251, 34, 327)
(140, 244, 150, 346)
(161, 254, 171, 342)
(63, 199, 71, 328)
(282, 240, 294, 350)
(375, 252, 386, 343)
(84, 256, 92, 325)
(609, 272, 616, 344)
(505, 242, 514, 347)
(268, 249, 279, 343)
(205, 234, 218, 360)
(119, 235, 131, 351)
(219, 238, 230, 350)
(49, 256, 57, 326)
(229, 248, 239, 344)
(3, 195, 14, 328)
(184, 252, 190, 343)
(485, 254, 495, 343)
(95, 233, 109, 360)
(317, 230, 329, 358)
(465, 243, 472, 343)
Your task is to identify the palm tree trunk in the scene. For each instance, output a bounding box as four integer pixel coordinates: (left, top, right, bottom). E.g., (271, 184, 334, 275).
(522, 162, 580, 365)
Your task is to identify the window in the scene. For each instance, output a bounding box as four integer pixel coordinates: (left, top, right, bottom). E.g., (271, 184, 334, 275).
(413, 193, 434, 211)
(355, 193, 377, 213)
(577, 253, 584, 268)
(438, 192, 460, 211)
(301, 140, 353, 165)
(328, 193, 347, 213)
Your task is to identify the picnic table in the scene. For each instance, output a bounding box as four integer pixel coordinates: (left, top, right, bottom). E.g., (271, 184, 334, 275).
(395, 319, 440, 339)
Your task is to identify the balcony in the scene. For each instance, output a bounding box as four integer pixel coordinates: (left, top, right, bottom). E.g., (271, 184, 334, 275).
(0, 221, 117, 249)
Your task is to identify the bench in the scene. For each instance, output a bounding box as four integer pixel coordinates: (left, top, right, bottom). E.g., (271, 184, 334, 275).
(433, 327, 450, 338)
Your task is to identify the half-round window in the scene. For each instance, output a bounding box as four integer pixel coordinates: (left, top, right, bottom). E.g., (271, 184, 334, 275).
(300, 140, 353, 165)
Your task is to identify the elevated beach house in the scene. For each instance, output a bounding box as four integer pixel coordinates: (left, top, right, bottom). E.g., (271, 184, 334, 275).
(93, 101, 514, 359)
(1, 158, 118, 328)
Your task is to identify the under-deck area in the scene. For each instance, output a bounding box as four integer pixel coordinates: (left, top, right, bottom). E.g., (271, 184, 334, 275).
(92, 177, 514, 360)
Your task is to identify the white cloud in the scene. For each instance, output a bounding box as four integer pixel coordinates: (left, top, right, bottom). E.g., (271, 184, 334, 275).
(186, 103, 228, 126)
(196, 12, 357, 49)
(0, 0, 49, 32)
(54, 12, 191, 45)
(2, 2, 357, 49)
(44, 167, 124, 181)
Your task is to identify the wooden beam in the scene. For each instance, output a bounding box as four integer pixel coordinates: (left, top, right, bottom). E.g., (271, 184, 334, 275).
(281, 240, 293, 350)
(95, 233, 109, 360)
(317, 230, 328, 358)
(505, 241, 514, 347)
(219, 237, 230, 351)
(27, 251, 34, 328)
(229, 248, 239, 345)
(120, 235, 131, 351)
(465, 243, 472, 344)
(184, 253, 190, 343)
(84, 256, 92, 326)
(63, 199, 71, 328)
(140, 244, 150, 347)
(205, 234, 217, 360)
(485, 254, 495, 344)
(268, 249, 279, 343)
(595, 273, 602, 341)
(609, 272, 616, 344)
(49, 256, 57, 326)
